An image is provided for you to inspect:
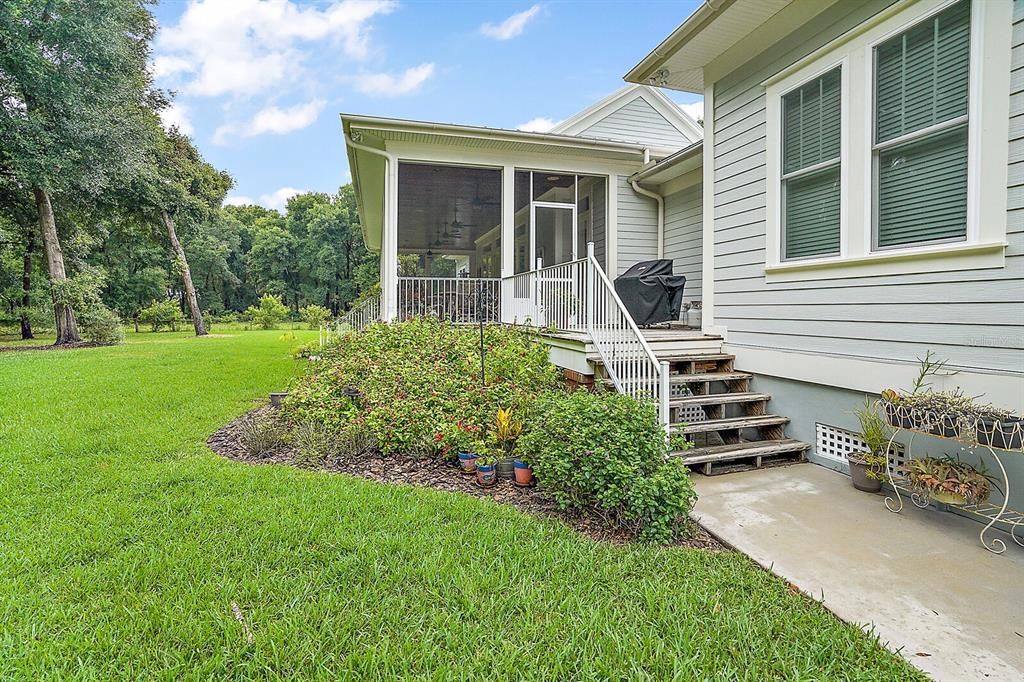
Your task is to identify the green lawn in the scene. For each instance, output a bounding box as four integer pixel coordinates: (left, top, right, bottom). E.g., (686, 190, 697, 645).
(0, 330, 923, 680)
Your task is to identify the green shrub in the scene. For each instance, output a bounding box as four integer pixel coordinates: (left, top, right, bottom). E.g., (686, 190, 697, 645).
(300, 305, 331, 329)
(285, 318, 561, 454)
(518, 390, 696, 543)
(79, 303, 124, 345)
(246, 294, 289, 329)
(139, 299, 184, 332)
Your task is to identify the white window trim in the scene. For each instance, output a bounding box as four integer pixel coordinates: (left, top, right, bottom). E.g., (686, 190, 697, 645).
(764, 0, 1011, 283)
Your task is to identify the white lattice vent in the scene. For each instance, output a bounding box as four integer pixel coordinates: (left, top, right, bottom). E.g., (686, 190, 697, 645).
(816, 423, 866, 462)
(816, 423, 904, 471)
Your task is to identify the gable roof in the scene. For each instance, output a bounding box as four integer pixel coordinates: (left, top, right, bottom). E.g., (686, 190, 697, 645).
(551, 84, 703, 145)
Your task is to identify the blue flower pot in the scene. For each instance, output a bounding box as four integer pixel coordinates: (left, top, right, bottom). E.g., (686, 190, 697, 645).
(457, 451, 479, 474)
(476, 463, 497, 487)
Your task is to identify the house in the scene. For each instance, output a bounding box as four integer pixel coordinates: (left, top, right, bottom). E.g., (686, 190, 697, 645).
(342, 0, 1023, 505)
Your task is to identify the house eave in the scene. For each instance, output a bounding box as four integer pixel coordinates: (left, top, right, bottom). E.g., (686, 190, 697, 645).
(630, 141, 703, 186)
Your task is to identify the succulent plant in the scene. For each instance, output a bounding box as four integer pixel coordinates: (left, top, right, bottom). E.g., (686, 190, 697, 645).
(902, 456, 997, 505)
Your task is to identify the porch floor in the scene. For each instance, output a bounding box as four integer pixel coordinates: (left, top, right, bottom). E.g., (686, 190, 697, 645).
(692, 465, 1024, 682)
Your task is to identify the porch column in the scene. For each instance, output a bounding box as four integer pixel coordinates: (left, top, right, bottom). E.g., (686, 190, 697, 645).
(383, 155, 400, 321)
(500, 165, 515, 322)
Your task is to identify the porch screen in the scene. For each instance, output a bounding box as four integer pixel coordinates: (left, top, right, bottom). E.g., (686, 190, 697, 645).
(781, 66, 841, 260)
(873, 0, 970, 249)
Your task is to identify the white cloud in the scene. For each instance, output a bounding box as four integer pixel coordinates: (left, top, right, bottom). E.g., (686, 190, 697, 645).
(155, 0, 397, 97)
(160, 102, 194, 136)
(224, 195, 255, 207)
(516, 117, 560, 133)
(352, 63, 434, 97)
(214, 98, 325, 144)
(678, 100, 704, 124)
(260, 187, 306, 211)
(481, 5, 541, 40)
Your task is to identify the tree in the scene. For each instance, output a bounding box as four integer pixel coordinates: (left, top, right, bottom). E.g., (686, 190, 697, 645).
(0, 0, 159, 344)
(125, 123, 232, 337)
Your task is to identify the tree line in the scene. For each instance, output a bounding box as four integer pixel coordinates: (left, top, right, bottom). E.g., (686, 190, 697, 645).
(0, 0, 376, 345)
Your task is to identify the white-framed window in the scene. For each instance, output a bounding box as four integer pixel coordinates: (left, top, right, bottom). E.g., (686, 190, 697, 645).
(781, 66, 843, 261)
(763, 0, 1011, 282)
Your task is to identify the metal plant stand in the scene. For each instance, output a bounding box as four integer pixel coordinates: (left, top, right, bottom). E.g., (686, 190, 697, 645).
(881, 403, 1024, 555)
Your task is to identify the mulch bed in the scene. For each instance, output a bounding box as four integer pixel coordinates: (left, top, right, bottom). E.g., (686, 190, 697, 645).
(208, 405, 724, 551)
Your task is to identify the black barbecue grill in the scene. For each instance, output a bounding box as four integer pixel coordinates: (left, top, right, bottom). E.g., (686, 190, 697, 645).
(613, 259, 686, 326)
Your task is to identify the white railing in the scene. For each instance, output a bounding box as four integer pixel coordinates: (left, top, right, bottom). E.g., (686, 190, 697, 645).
(502, 257, 588, 331)
(498, 243, 669, 428)
(337, 292, 381, 332)
(583, 243, 670, 429)
(397, 277, 500, 323)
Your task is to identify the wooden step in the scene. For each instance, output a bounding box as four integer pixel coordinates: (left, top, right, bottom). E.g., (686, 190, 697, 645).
(654, 352, 734, 363)
(672, 415, 790, 434)
(669, 392, 770, 408)
(672, 439, 809, 476)
(668, 371, 751, 384)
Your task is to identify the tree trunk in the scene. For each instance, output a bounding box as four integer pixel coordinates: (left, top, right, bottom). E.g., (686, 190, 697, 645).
(33, 187, 80, 344)
(161, 210, 206, 336)
(20, 232, 34, 339)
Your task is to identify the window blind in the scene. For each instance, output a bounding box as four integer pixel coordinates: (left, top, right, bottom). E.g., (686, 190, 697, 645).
(875, 0, 970, 248)
(782, 67, 841, 259)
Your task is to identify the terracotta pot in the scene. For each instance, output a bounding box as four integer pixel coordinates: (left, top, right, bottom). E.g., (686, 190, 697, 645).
(847, 456, 882, 493)
(476, 463, 497, 487)
(457, 452, 479, 475)
(513, 459, 534, 487)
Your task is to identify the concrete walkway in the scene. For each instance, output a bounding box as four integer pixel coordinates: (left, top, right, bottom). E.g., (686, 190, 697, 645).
(692, 464, 1024, 682)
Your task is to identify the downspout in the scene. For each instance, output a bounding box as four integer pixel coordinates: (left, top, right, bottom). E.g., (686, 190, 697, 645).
(345, 130, 398, 320)
(630, 162, 665, 258)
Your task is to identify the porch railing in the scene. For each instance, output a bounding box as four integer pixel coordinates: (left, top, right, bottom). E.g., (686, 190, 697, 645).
(583, 243, 670, 429)
(499, 243, 669, 428)
(501, 257, 588, 331)
(337, 291, 381, 332)
(397, 276, 501, 323)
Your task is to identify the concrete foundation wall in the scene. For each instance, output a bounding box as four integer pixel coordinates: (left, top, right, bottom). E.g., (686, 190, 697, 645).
(752, 374, 1024, 518)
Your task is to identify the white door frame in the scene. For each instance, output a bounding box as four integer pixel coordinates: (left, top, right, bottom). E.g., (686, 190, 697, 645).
(530, 201, 578, 268)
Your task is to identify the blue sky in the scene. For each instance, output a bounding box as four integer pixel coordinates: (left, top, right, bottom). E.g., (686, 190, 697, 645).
(151, 1, 704, 211)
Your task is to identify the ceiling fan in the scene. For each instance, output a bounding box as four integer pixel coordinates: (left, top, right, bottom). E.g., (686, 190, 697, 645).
(471, 181, 499, 207)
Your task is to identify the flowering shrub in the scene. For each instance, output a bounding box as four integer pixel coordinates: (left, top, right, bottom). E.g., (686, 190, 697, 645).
(518, 390, 696, 543)
(285, 318, 561, 454)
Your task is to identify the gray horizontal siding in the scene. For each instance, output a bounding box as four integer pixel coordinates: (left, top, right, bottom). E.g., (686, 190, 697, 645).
(709, 0, 1024, 375)
(579, 96, 693, 149)
(616, 175, 658, 276)
(664, 183, 703, 302)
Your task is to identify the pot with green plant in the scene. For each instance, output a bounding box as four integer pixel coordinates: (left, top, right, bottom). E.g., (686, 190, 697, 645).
(443, 421, 480, 474)
(849, 401, 891, 493)
(474, 442, 497, 488)
(902, 456, 996, 505)
(493, 407, 523, 479)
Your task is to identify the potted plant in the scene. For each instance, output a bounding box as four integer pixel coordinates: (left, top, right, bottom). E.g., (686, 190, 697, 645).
(848, 401, 891, 493)
(442, 421, 480, 474)
(512, 455, 534, 487)
(493, 407, 523, 480)
(976, 407, 1024, 450)
(902, 456, 996, 505)
(474, 442, 497, 488)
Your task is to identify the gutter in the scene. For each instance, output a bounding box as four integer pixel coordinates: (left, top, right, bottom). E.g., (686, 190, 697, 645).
(344, 130, 397, 320)
(624, 0, 734, 85)
(631, 156, 665, 259)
